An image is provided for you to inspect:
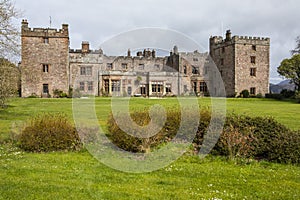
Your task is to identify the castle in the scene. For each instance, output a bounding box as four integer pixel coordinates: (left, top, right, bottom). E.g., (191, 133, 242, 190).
(20, 20, 270, 97)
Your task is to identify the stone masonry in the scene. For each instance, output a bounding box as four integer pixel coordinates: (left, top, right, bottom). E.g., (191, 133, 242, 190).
(20, 20, 270, 98)
(210, 30, 270, 97)
(21, 19, 69, 97)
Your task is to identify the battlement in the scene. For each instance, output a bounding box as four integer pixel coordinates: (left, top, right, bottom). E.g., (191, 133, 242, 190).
(210, 30, 270, 46)
(21, 19, 69, 38)
(69, 49, 103, 54)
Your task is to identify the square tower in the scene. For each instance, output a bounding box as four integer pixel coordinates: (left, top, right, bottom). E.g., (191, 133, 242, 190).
(210, 30, 270, 97)
(20, 19, 69, 97)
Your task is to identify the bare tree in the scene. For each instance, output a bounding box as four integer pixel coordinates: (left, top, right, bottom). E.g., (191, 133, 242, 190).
(0, 0, 20, 107)
(0, 0, 20, 59)
(291, 36, 300, 55)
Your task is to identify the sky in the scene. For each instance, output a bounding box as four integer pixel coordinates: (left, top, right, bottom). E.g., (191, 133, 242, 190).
(14, 0, 300, 84)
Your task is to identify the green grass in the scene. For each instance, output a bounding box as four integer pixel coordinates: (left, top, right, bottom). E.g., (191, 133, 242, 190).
(0, 147, 299, 200)
(0, 97, 300, 199)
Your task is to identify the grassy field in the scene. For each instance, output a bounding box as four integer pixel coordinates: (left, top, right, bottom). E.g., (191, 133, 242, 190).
(0, 97, 300, 199)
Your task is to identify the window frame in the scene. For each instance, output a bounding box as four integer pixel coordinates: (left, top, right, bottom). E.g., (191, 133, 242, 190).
(87, 81, 93, 91)
(79, 82, 85, 91)
(43, 64, 49, 73)
(43, 37, 49, 44)
(250, 68, 257, 77)
(251, 56, 256, 64)
(250, 87, 256, 95)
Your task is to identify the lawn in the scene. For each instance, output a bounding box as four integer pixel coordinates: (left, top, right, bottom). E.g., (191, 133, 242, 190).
(0, 97, 300, 199)
(0, 147, 299, 200)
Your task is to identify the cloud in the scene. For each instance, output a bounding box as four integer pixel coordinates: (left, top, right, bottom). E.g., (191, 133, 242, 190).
(14, 0, 300, 83)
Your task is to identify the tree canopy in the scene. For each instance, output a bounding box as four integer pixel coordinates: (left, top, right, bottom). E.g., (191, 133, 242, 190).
(0, 0, 20, 59)
(277, 54, 300, 92)
(0, 58, 20, 107)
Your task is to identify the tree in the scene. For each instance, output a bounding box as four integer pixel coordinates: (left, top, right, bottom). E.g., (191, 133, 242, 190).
(291, 36, 300, 55)
(0, 0, 20, 59)
(0, 0, 20, 108)
(0, 58, 20, 108)
(277, 54, 300, 92)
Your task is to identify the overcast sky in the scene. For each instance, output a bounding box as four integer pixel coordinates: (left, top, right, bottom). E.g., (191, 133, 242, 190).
(14, 0, 300, 84)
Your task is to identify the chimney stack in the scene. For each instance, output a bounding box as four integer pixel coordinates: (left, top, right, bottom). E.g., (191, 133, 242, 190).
(82, 41, 90, 53)
(225, 30, 232, 41)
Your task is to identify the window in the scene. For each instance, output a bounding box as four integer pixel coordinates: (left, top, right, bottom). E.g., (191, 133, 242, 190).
(107, 63, 113, 70)
(112, 80, 120, 92)
(200, 82, 208, 93)
(250, 68, 257, 76)
(43, 64, 49, 73)
(139, 64, 144, 70)
(155, 64, 160, 69)
(104, 80, 109, 93)
(127, 87, 132, 96)
(80, 67, 86, 75)
(192, 66, 199, 75)
(252, 45, 256, 51)
(43, 84, 49, 94)
(140, 85, 146, 95)
(128, 79, 132, 85)
(122, 63, 128, 70)
(86, 67, 92, 76)
(251, 56, 256, 64)
(88, 81, 93, 91)
(250, 87, 256, 95)
(79, 82, 85, 91)
(221, 58, 224, 66)
(43, 37, 49, 44)
(152, 82, 163, 94)
(193, 82, 197, 93)
(80, 66, 92, 75)
(166, 84, 171, 93)
(193, 58, 198, 62)
(183, 66, 187, 75)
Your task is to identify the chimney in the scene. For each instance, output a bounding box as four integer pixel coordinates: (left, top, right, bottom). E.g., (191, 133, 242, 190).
(173, 45, 178, 55)
(62, 24, 69, 32)
(82, 41, 90, 53)
(225, 30, 232, 41)
(127, 49, 131, 57)
(152, 49, 156, 58)
(21, 19, 28, 29)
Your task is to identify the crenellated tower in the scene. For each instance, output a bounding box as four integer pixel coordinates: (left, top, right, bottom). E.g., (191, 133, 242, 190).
(210, 30, 270, 97)
(20, 19, 69, 97)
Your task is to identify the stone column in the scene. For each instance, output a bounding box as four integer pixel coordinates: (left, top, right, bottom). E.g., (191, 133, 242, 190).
(109, 78, 112, 95)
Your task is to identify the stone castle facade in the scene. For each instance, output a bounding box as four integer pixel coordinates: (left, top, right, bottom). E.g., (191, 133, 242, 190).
(20, 20, 270, 97)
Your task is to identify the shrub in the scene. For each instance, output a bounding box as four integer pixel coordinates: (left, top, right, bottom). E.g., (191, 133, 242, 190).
(295, 91, 300, 103)
(268, 130, 300, 164)
(240, 90, 250, 98)
(218, 125, 255, 160)
(280, 89, 295, 98)
(265, 93, 283, 100)
(18, 113, 82, 152)
(107, 108, 198, 153)
(28, 93, 38, 98)
(256, 93, 263, 98)
(53, 89, 68, 98)
(108, 109, 300, 164)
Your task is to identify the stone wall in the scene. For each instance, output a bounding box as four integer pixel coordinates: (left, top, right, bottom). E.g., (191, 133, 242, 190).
(209, 30, 270, 97)
(21, 20, 69, 97)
